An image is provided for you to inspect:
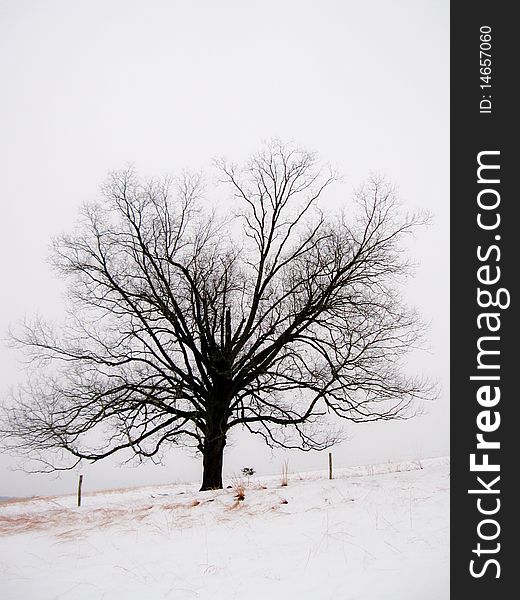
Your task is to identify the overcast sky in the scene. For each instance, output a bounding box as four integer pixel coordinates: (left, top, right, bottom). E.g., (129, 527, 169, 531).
(0, 0, 449, 497)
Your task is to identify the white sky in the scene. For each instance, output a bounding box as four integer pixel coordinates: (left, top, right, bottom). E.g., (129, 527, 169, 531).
(0, 0, 449, 497)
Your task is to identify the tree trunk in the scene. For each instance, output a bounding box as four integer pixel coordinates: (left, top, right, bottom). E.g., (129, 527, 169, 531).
(200, 431, 226, 491)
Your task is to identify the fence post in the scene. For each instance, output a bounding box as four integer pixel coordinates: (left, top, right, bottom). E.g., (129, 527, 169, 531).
(328, 452, 333, 480)
(77, 474, 83, 507)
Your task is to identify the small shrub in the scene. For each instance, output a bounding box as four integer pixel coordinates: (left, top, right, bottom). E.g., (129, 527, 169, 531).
(241, 467, 256, 486)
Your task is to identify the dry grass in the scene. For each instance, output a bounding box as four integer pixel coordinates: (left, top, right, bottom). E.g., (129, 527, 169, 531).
(160, 499, 202, 510)
(87, 481, 178, 497)
(233, 481, 246, 502)
(228, 499, 243, 510)
(0, 513, 51, 536)
(0, 490, 212, 538)
(0, 496, 38, 507)
(0, 504, 157, 537)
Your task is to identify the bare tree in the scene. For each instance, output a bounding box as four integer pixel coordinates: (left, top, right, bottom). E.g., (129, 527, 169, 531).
(2, 141, 434, 490)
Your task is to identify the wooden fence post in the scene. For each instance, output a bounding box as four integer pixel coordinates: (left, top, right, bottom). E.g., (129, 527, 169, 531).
(328, 452, 333, 480)
(77, 474, 83, 507)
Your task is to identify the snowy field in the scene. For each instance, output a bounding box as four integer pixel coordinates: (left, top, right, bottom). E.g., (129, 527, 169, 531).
(0, 457, 449, 600)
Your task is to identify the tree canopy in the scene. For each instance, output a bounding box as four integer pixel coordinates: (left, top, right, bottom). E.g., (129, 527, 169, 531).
(2, 141, 434, 489)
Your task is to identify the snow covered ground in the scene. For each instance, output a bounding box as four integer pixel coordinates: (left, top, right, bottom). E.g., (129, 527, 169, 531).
(0, 457, 449, 599)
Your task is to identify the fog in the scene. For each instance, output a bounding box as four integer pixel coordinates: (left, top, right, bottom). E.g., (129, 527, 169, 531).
(0, 0, 448, 497)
